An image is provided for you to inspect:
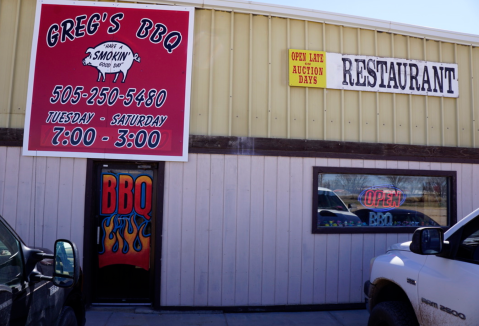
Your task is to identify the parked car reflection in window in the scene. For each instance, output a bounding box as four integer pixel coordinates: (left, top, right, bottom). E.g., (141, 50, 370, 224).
(353, 208, 440, 227)
(317, 188, 362, 227)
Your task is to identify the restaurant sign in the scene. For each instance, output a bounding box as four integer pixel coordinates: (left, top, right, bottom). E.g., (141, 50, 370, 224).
(23, 0, 194, 161)
(289, 49, 459, 98)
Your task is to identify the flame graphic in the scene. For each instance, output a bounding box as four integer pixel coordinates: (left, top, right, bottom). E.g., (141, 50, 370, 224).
(98, 214, 150, 270)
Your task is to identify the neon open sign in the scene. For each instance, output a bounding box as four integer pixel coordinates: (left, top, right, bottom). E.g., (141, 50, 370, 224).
(358, 184, 406, 212)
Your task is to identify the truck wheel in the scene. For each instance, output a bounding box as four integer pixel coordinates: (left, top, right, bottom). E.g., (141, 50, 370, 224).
(57, 306, 78, 326)
(368, 301, 418, 326)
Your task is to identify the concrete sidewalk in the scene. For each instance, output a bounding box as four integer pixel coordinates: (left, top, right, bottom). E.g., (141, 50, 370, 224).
(85, 307, 370, 326)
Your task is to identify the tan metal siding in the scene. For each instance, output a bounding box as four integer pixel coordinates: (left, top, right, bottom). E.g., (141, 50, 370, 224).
(190, 9, 211, 136)
(475, 48, 479, 146)
(289, 20, 306, 140)
(210, 10, 231, 136)
(267, 17, 283, 138)
(1, 3, 478, 149)
(343, 28, 359, 142)
(458, 45, 473, 147)
(232, 13, 249, 137)
(251, 14, 268, 138)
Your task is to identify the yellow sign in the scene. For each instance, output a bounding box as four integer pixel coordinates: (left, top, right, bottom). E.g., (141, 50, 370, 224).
(289, 49, 326, 88)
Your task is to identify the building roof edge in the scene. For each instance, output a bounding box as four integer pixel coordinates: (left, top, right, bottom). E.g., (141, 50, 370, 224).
(143, 0, 479, 46)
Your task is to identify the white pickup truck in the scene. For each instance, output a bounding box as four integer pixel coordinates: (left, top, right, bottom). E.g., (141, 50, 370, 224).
(364, 208, 479, 326)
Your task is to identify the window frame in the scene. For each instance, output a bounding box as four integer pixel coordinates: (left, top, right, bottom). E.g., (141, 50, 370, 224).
(312, 167, 457, 234)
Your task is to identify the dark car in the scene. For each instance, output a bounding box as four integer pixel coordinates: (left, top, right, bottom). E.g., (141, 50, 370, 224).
(316, 188, 362, 227)
(0, 215, 85, 326)
(353, 208, 440, 227)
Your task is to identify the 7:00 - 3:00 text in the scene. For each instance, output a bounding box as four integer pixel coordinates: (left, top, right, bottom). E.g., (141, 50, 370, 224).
(51, 126, 162, 149)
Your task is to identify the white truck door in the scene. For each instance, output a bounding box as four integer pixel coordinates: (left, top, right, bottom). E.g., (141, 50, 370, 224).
(417, 228, 479, 326)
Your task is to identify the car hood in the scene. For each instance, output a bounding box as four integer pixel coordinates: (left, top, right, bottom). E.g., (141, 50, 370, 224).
(388, 241, 412, 252)
(318, 209, 358, 217)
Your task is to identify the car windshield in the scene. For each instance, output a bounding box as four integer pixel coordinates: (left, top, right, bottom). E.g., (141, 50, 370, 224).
(0, 220, 23, 287)
(317, 190, 347, 211)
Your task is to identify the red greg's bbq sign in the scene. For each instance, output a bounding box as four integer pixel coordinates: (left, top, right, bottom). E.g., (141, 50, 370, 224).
(23, 0, 194, 161)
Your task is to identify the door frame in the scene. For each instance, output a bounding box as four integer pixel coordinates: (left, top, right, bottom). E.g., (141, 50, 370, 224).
(83, 159, 165, 308)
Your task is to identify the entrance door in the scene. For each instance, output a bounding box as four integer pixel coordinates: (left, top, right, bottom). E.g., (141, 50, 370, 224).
(91, 162, 157, 303)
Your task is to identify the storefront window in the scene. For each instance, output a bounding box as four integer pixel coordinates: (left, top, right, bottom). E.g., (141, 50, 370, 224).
(312, 167, 456, 233)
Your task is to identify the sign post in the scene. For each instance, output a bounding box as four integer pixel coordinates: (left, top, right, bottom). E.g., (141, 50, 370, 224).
(24, 0, 194, 161)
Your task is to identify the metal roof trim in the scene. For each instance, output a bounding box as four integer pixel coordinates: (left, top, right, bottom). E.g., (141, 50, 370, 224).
(144, 0, 479, 45)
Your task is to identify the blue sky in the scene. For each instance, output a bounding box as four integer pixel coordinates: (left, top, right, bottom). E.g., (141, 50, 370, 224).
(253, 0, 479, 35)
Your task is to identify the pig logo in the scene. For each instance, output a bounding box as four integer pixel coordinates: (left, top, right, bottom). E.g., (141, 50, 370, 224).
(82, 41, 140, 83)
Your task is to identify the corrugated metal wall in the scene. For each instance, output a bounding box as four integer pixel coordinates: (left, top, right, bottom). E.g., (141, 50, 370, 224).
(161, 153, 476, 306)
(190, 9, 479, 147)
(1, 1, 479, 147)
(0, 146, 86, 261)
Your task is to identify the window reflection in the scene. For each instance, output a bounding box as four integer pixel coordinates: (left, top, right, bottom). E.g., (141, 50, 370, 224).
(316, 173, 449, 228)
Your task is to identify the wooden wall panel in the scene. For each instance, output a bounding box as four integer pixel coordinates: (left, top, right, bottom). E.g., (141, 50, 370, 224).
(275, 157, 290, 304)
(235, 155, 251, 305)
(33, 157, 47, 248)
(16, 154, 34, 244)
(43, 158, 60, 248)
(350, 234, 364, 302)
(179, 154, 197, 306)
(0, 147, 6, 217)
(222, 155, 238, 305)
(261, 156, 277, 305)
(300, 157, 315, 304)
(0, 147, 87, 257)
(338, 234, 352, 303)
(194, 154, 211, 306)
(288, 157, 303, 304)
(208, 154, 225, 306)
(325, 234, 340, 304)
(161, 153, 476, 306)
(3, 147, 20, 227)
(71, 158, 86, 261)
(248, 156, 264, 305)
(163, 161, 183, 305)
(57, 159, 74, 241)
